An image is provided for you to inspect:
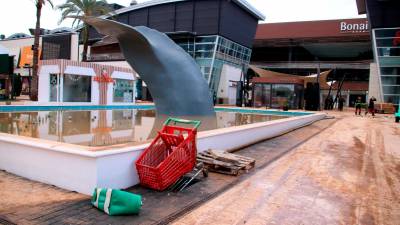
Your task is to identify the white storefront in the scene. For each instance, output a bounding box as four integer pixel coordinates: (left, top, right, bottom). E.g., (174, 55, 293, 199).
(38, 59, 136, 105)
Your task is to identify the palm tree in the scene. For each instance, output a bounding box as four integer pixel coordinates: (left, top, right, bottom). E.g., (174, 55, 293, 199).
(57, 0, 111, 61)
(31, 0, 53, 101)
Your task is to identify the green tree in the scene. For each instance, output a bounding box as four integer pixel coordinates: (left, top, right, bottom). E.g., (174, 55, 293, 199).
(31, 0, 53, 101)
(57, 0, 111, 61)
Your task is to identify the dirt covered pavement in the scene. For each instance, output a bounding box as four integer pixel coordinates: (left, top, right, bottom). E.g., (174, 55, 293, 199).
(173, 111, 400, 225)
(0, 111, 399, 225)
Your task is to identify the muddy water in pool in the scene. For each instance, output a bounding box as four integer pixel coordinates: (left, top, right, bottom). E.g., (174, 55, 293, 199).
(0, 110, 287, 147)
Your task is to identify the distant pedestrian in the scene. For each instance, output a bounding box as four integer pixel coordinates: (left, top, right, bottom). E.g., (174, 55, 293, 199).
(355, 96, 362, 115)
(324, 96, 334, 110)
(324, 97, 330, 110)
(365, 97, 377, 117)
(338, 96, 345, 111)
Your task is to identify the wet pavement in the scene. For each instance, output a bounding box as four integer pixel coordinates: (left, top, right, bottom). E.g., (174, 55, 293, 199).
(173, 111, 400, 225)
(0, 110, 399, 225)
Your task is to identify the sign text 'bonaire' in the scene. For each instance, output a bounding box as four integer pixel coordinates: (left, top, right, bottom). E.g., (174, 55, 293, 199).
(340, 21, 369, 33)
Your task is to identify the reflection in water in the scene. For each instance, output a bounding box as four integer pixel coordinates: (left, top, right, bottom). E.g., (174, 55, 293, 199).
(147, 114, 218, 140)
(0, 110, 287, 147)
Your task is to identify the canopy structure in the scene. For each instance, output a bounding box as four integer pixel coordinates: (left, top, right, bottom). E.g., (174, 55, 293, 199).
(249, 65, 332, 89)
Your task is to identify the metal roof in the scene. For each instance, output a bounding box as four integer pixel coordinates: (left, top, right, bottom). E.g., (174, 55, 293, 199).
(50, 27, 74, 34)
(108, 0, 265, 20)
(5, 33, 32, 40)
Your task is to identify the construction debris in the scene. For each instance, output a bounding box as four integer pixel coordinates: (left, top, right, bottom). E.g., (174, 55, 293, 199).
(197, 150, 255, 176)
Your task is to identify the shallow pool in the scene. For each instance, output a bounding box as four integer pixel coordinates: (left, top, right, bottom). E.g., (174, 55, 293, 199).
(0, 109, 288, 147)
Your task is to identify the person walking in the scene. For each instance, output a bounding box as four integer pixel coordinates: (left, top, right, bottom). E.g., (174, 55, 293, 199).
(338, 96, 345, 111)
(329, 96, 334, 110)
(355, 96, 362, 115)
(365, 97, 377, 117)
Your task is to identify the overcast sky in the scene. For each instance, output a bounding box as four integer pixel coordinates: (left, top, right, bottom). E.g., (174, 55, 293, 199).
(0, 0, 365, 37)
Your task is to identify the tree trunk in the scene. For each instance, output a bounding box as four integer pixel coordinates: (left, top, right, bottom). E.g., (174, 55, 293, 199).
(31, 0, 42, 101)
(82, 26, 89, 61)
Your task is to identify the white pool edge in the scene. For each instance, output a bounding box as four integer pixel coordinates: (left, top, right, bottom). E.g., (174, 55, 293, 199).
(0, 112, 326, 195)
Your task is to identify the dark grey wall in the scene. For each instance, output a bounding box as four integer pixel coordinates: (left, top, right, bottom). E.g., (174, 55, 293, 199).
(219, 0, 258, 49)
(41, 33, 72, 60)
(175, 1, 194, 31)
(366, 0, 400, 29)
(88, 0, 260, 48)
(193, 0, 220, 34)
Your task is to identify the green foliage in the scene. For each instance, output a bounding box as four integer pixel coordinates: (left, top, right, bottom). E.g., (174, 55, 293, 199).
(57, 0, 111, 60)
(34, 0, 54, 8)
(57, 0, 111, 28)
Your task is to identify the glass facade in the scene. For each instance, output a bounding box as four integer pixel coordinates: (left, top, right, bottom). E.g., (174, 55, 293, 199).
(373, 28, 400, 105)
(113, 79, 134, 103)
(63, 74, 91, 102)
(175, 35, 252, 96)
(253, 83, 303, 109)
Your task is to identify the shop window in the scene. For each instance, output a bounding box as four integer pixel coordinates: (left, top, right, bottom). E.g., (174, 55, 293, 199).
(384, 95, 400, 104)
(49, 74, 59, 102)
(271, 84, 295, 108)
(253, 84, 263, 107)
(383, 94, 400, 104)
(378, 47, 400, 57)
(381, 76, 400, 85)
(375, 29, 400, 38)
(253, 84, 272, 108)
(196, 36, 216, 44)
(379, 57, 400, 67)
(376, 38, 400, 47)
(380, 67, 400, 75)
(113, 79, 134, 103)
(63, 74, 91, 102)
(382, 85, 400, 95)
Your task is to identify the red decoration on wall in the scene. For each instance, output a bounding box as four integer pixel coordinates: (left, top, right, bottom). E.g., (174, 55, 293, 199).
(94, 69, 114, 83)
(393, 31, 400, 46)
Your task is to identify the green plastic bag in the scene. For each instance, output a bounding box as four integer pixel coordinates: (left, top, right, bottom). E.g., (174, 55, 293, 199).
(91, 188, 142, 216)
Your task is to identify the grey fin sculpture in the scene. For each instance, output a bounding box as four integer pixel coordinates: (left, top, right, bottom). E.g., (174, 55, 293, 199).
(83, 17, 215, 116)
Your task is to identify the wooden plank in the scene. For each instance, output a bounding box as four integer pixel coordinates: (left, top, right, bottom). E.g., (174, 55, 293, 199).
(197, 149, 255, 176)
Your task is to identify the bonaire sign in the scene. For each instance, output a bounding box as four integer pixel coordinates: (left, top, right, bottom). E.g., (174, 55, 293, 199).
(340, 21, 369, 33)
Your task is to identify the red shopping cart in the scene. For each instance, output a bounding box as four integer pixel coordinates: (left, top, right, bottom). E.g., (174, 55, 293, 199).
(135, 118, 201, 191)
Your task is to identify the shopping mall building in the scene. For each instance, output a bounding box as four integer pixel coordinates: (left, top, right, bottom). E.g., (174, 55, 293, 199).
(1, 0, 398, 108)
(250, 18, 372, 109)
(85, 0, 265, 105)
(248, 0, 399, 109)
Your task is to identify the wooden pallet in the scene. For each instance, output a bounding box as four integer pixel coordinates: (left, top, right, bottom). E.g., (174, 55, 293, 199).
(197, 149, 255, 176)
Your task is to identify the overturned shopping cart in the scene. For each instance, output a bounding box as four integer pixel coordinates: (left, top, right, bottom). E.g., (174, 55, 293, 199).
(135, 118, 201, 191)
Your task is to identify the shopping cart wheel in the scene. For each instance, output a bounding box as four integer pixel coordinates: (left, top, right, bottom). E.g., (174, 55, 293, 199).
(202, 168, 209, 177)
